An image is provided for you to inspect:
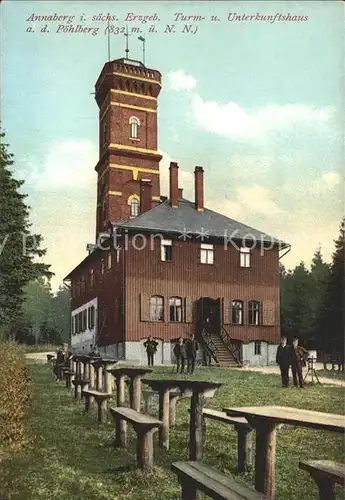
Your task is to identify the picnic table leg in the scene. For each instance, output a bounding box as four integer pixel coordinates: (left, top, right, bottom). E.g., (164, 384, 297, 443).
(135, 426, 155, 470)
(235, 424, 253, 473)
(158, 388, 170, 450)
(314, 474, 336, 500)
(88, 364, 95, 405)
(130, 375, 142, 411)
(253, 420, 277, 500)
(189, 390, 205, 461)
(98, 398, 107, 423)
(115, 375, 127, 446)
(169, 393, 179, 427)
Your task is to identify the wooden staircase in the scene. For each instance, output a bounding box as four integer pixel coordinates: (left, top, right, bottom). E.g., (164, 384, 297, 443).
(200, 326, 242, 368)
(209, 332, 240, 368)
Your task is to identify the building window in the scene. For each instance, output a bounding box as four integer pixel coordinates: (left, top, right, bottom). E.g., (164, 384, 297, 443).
(161, 239, 172, 261)
(90, 269, 94, 288)
(169, 297, 182, 322)
(150, 295, 164, 321)
(240, 247, 251, 267)
(130, 198, 140, 218)
(248, 301, 261, 326)
(231, 300, 243, 325)
(81, 276, 85, 294)
(129, 117, 140, 139)
(200, 243, 214, 264)
(107, 252, 112, 270)
(88, 306, 95, 329)
(254, 341, 261, 356)
(101, 199, 107, 222)
(83, 310, 87, 331)
(101, 259, 105, 275)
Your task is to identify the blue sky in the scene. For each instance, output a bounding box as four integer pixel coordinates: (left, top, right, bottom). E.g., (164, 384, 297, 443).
(1, 1, 344, 289)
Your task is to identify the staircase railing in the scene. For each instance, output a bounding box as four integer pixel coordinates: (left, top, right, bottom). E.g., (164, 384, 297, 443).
(200, 327, 219, 364)
(219, 326, 242, 366)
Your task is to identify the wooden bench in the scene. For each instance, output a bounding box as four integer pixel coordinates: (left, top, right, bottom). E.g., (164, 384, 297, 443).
(109, 406, 163, 470)
(189, 408, 253, 473)
(299, 460, 345, 500)
(172, 461, 268, 500)
(82, 389, 113, 423)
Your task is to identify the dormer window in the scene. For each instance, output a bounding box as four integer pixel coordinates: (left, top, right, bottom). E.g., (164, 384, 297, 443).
(129, 117, 140, 139)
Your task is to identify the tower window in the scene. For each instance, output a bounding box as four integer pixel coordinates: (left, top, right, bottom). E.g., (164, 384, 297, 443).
(102, 120, 108, 148)
(130, 198, 140, 218)
(129, 117, 140, 139)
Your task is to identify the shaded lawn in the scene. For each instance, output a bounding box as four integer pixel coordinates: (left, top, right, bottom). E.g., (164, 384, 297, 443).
(0, 364, 344, 500)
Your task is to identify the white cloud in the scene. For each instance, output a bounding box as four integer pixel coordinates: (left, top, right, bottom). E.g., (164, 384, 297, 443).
(209, 185, 284, 220)
(192, 95, 333, 140)
(303, 171, 343, 195)
(321, 171, 341, 189)
(167, 70, 197, 91)
(22, 139, 98, 190)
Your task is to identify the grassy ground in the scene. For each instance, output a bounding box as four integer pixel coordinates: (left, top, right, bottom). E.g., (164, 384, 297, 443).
(0, 364, 344, 500)
(317, 369, 345, 381)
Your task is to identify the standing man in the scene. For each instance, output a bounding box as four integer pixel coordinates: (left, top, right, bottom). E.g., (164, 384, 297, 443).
(185, 333, 198, 375)
(173, 337, 186, 374)
(144, 336, 158, 367)
(276, 335, 291, 387)
(291, 337, 308, 388)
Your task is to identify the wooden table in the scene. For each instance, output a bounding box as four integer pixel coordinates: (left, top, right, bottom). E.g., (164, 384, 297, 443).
(142, 379, 222, 456)
(92, 358, 118, 392)
(108, 367, 152, 446)
(223, 405, 345, 500)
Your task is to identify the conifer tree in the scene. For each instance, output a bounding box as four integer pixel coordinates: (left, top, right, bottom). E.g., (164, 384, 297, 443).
(0, 130, 52, 331)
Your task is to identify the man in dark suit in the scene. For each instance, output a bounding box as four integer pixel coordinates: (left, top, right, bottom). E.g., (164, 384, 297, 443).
(291, 337, 308, 388)
(173, 337, 186, 374)
(144, 336, 158, 367)
(276, 335, 291, 387)
(185, 333, 198, 375)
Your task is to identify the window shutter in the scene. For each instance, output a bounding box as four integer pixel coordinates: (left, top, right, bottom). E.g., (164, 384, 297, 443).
(222, 298, 230, 324)
(262, 300, 276, 326)
(140, 293, 150, 322)
(184, 297, 193, 323)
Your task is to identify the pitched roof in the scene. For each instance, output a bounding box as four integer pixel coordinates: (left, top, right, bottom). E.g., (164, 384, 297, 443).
(115, 198, 289, 248)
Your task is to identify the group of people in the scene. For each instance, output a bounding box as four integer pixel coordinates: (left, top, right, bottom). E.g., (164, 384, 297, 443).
(276, 336, 309, 388)
(144, 334, 199, 374)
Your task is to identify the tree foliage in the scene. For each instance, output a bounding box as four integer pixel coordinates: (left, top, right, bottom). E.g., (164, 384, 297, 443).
(280, 223, 343, 354)
(0, 130, 52, 330)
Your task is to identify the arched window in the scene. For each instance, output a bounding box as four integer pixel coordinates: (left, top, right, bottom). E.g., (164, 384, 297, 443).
(150, 295, 164, 322)
(169, 297, 182, 322)
(231, 300, 243, 325)
(129, 117, 140, 139)
(130, 198, 139, 218)
(248, 301, 261, 326)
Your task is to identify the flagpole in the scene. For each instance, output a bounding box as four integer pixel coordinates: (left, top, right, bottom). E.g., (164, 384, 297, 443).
(107, 20, 111, 61)
(138, 36, 146, 66)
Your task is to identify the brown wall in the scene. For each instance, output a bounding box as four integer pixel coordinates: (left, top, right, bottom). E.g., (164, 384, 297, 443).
(124, 236, 281, 344)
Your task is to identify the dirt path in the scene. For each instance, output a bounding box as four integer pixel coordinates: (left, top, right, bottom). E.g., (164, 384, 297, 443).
(25, 352, 345, 387)
(245, 364, 345, 387)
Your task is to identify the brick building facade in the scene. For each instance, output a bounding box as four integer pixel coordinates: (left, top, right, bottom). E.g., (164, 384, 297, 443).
(64, 56, 290, 366)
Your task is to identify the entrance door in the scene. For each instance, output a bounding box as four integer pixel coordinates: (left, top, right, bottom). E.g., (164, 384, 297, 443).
(197, 297, 222, 332)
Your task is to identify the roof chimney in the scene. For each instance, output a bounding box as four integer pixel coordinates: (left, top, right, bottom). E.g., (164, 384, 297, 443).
(169, 162, 179, 208)
(140, 178, 152, 214)
(194, 166, 204, 211)
(178, 188, 183, 199)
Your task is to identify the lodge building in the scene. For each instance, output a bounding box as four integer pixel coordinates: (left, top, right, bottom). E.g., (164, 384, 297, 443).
(64, 56, 290, 367)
